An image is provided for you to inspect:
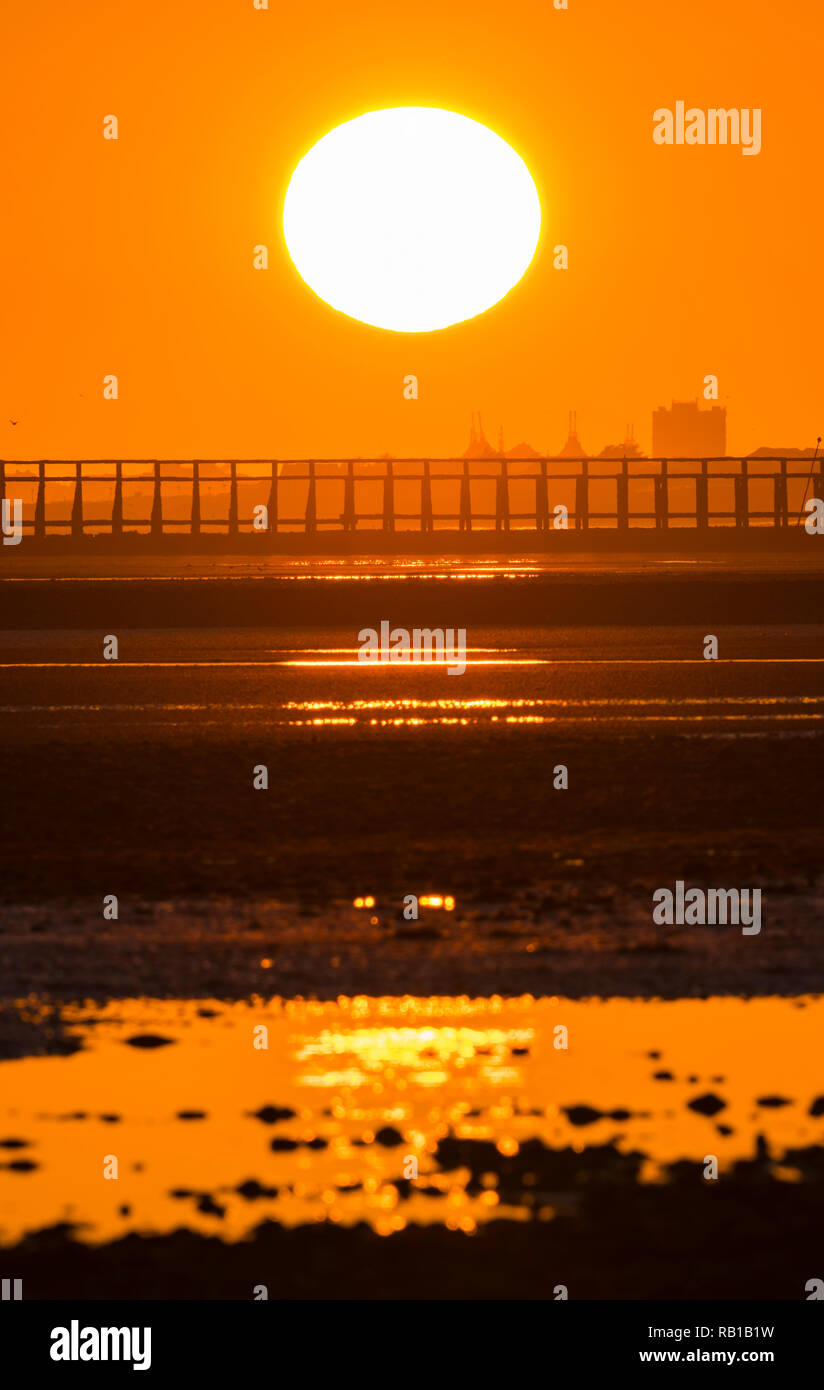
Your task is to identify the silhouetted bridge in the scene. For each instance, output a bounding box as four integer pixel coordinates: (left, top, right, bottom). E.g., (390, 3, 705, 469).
(2, 457, 822, 552)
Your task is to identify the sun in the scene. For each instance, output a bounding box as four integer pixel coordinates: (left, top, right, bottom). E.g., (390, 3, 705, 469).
(282, 107, 542, 334)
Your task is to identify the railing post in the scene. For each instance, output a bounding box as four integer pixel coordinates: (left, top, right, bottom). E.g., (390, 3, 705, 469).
(111, 461, 123, 536)
(71, 461, 84, 539)
(228, 461, 238, 536)
(734, 460, 749, 528)
(421, 461, 433, 533)
(150, 461, 162, 537)
(459, 461, 472, 532)
(267, 462, 277, 535)
(773, 462, 787, 528)
(536, 460, 549, 531)
(575, 463, 589, 530)
(191, 461, 201, 535)
(654, 460, 669, 529)
(696, 462, 709, 529)
(495, 459, 510, 531)
(35, 460, 46, 539)
(305, 460, 317, 534)
(382, 459, 395, 533)
(617, 458, 629, 529)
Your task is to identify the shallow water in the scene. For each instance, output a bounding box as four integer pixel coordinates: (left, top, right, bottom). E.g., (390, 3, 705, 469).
(1, 994, 821, 1247)
(2, 625, 823, 734)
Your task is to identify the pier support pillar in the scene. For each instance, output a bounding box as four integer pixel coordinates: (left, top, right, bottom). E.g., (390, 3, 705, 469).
(654, 463, 669, 529)
(150, 461, 163, 538)
(421, 461, 433, 533)
(773, 465, 788, 528)
(71, 461, 84, 539)
(536, 462, 549, 531)
(459, 462, 472, 532)
(228, 461, 239, 536)
(343, 462, 355, 532)
(495, 460, 510, 531)
(191, 462, 200, 536)
(617, 460, 629, 529)
(575, 466, 589, 530)
(267, 462, 278, 537)
(734, 464, 749, 528)
(112, 461, 123, 536)
(305, 461, 317, 535)
(696, 464, 709, 529)
(382, 460, 395, 533)
(35, 460, 46, 539)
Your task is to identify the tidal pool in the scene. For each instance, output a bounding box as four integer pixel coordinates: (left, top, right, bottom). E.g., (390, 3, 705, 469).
(0, 994, 821, 1247)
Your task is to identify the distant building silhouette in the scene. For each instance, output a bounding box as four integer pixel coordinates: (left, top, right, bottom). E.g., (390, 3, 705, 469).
(652, 399, 726, 458)
(746, 445, 819, 458)
(597, 425, 647, 460)
(553, 411, 589, 459)
(504, 439, 542, 460)
(462, 412, 500, 460)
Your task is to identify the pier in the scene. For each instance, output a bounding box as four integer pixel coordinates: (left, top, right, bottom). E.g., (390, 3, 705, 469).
(2, 456, 822, 553)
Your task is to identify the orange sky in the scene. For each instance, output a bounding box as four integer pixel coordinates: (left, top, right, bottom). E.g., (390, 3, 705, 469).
(1, 0, 821, 460)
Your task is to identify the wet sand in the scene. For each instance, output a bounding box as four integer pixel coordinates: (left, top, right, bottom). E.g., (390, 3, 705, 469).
(1, 621, 823, 1028)
(3, 564, 824, 631)
(0, 882, 823, 1051)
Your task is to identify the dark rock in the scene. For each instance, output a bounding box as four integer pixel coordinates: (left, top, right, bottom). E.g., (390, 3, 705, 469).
(236, 1179, 278, 1200)
(251, 1105, 296, 1125)
(564, 1106, 602, 1127)
(687, 1093, 727, 1117)
(195, 1194, 225, 1218)
(374, 1126, 404, 1147)
(564, 1105, 632, 1126)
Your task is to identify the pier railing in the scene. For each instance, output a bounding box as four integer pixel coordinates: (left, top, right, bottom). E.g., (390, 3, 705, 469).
(1, 457, 822, 538)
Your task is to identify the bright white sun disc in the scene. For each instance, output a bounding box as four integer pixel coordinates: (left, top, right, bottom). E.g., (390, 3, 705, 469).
(283, 107, 542, 333)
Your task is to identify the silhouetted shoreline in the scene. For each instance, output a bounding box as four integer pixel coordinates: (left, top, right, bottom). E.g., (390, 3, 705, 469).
(8, 1172, 823, 1300)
